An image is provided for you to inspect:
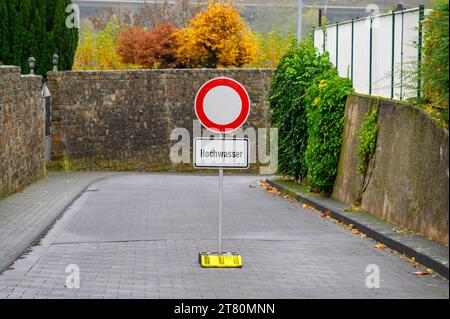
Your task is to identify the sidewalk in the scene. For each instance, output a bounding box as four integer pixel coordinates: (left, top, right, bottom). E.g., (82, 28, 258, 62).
(0, 172, 116, 273)
(266, 178, 449, 279)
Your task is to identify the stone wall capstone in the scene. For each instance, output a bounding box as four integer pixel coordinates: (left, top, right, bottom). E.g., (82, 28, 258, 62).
(0, 66, 46, 198)
(47, 69, 274, 172)
(333, 94, 449, 244)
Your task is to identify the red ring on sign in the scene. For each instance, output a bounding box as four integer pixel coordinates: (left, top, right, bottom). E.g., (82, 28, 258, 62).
(195, 78, 250, 133)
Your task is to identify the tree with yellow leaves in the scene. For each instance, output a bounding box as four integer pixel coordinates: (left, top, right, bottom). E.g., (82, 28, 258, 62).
(73, 23, 136, 70)
(175, 1, 257, 68)
(249, 28, 297, 68)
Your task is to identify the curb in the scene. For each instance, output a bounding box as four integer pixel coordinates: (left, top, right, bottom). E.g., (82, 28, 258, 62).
(266, 179, 449, 280)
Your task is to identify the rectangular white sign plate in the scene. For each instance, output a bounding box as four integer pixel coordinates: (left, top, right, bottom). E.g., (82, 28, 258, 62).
(194, 138, 249, 169)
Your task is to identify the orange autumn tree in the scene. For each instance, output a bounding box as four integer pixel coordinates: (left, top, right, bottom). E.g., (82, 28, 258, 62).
(117, 23, 179, 69)
(175, 1, 257, 68)
(116, 27, 147, 65)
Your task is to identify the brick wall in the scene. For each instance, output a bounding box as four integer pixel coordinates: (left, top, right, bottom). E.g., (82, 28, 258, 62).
(47, 69, 274, 172)
(0, 66, 45, 198)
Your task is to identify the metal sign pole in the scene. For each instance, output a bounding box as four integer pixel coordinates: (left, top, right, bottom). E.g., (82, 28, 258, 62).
(218, 133, 224, 254)
(297, 0, 302, 44)
(218, 166, 223, 254)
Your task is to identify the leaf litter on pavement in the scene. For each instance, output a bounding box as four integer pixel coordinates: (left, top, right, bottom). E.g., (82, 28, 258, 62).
(258, 179, 439, 278)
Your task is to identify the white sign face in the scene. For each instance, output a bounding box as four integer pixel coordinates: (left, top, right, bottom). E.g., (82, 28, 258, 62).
(194, 138, 249, 169)
(203, 86, 242, 125)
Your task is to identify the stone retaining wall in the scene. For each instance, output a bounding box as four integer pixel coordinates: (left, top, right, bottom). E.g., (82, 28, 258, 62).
(333, 94, 449, 244)
(47, 69, 274, 172)
(0, 66, 45, 198)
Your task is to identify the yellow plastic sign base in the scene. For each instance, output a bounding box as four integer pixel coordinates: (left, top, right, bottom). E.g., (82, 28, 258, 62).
(199, 252, 242, 268)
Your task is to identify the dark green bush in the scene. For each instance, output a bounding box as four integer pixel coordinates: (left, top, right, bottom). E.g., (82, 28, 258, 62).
(304, 70, 353, 194)
(269, 38, 333, 180)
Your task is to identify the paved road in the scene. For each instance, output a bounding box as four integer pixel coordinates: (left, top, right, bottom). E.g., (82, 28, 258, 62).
(0, 172, 116, 273)
(0, 174, 448, 299)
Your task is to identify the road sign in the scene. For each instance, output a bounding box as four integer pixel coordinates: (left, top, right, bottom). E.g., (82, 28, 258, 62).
(194, 77, 251, 268)
(195, 77, 250, 133)
(194, 138, 249, 169)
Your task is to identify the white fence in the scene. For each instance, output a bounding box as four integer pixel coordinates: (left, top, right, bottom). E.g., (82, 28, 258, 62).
(313, 6, 427, 100)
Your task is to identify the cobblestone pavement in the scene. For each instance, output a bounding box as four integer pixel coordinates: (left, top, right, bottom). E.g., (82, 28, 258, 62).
(0, 172, 116, 273)
(0, 174, 448, 299)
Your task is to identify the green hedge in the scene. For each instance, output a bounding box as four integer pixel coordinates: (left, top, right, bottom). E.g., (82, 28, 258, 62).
(304, 70, 353, 194)
(422, 0, 449, 118)
(269, 38, 354, 194)
(269, 39, 333, 181)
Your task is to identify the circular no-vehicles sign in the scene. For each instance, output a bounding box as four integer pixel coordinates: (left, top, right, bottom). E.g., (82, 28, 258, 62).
(195, 77, 250, 133)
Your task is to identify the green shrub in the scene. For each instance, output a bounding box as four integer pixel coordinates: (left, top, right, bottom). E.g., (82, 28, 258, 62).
(304, 70, 353, 194)
(269, 38, 333, 180)
(357, 106, 379, 175)
(422, 0, 449, 114)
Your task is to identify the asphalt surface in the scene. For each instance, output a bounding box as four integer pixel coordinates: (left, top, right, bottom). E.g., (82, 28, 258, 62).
(0, 174, 448, 298)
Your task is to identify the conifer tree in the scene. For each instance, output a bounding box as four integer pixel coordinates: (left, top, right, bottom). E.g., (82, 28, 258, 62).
(0, 0, 78, 75)
(53, 0, 78, 71)
(0, 0, 9, 64)
(18, 0, 35, 73)
(10, 0, 23, 68)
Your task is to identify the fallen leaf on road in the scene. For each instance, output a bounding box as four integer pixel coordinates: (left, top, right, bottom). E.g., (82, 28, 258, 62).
(321, 210, 331, 218)
(412, 271, 430, 276)
(248, 184, 256, 188)
(404, 256, 420, 268)
(259, 180, 283, 196)
(301, 203, 321, 214)
(374, 243, 385, 249)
